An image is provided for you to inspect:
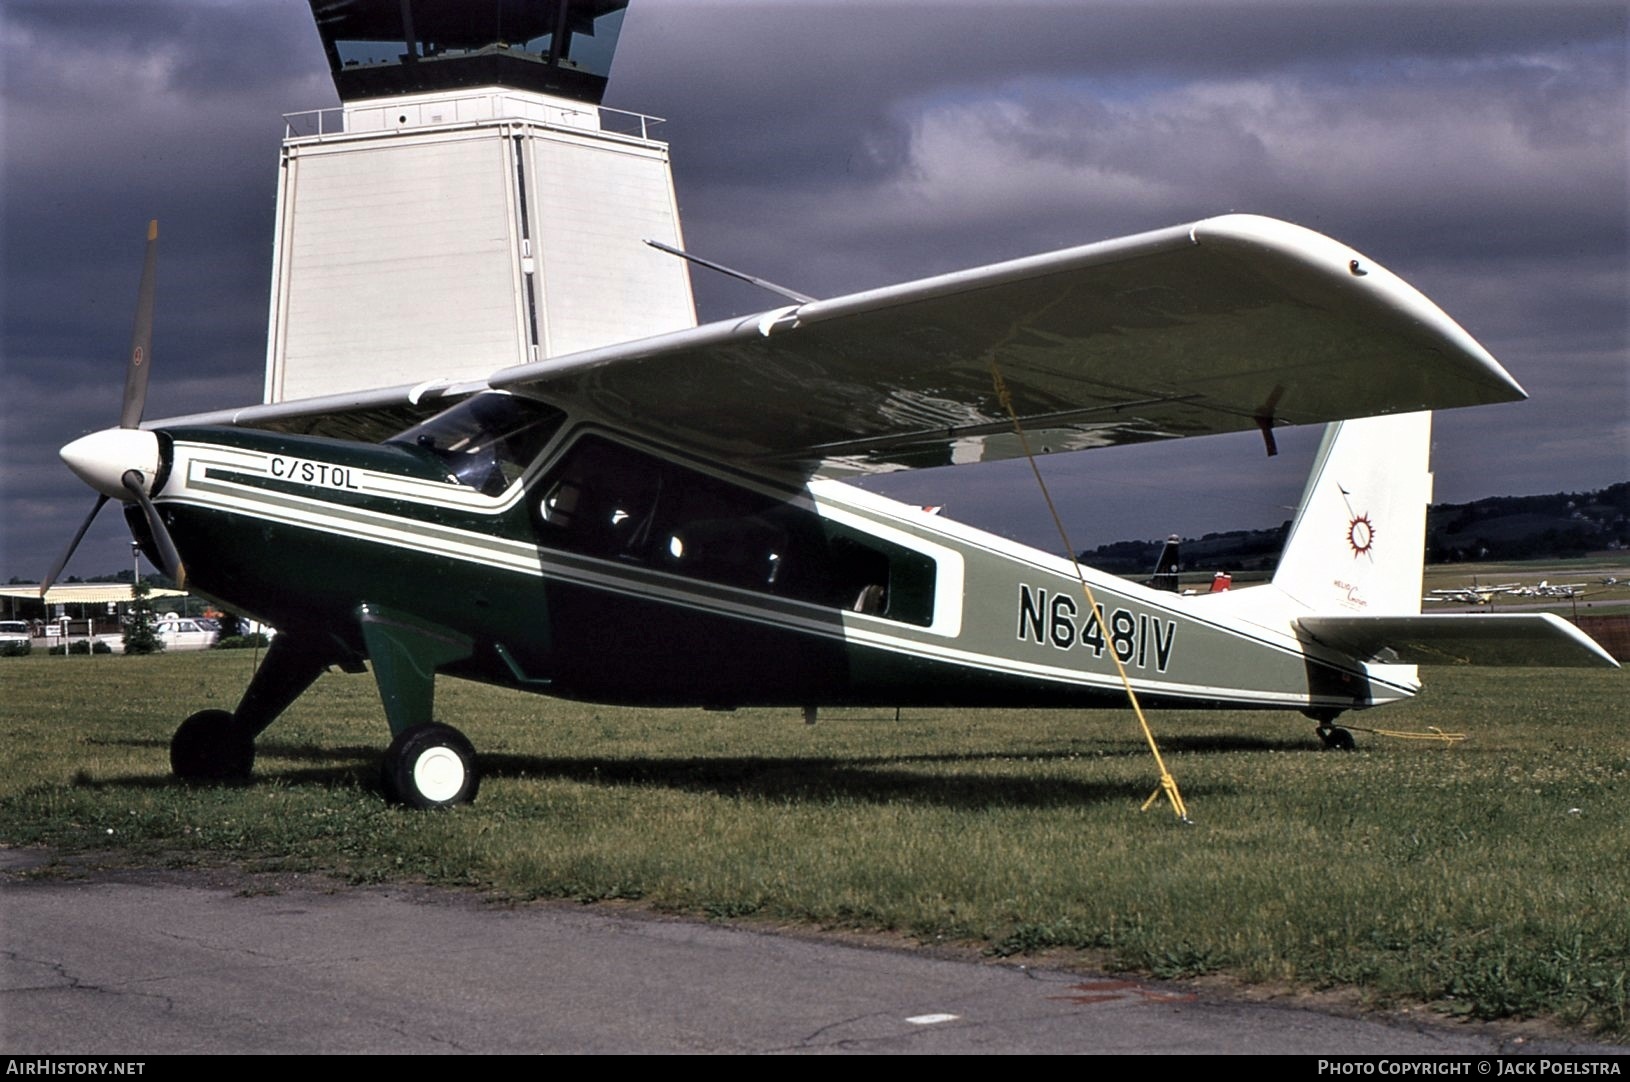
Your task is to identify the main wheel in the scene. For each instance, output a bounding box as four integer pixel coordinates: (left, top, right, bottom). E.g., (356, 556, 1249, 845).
(171, 709, 256, 781)
(381, 723, 479, 808)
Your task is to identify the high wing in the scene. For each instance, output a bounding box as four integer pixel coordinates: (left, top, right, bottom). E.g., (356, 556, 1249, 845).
(144, 379, 487, 443)
(150, 214, 1524, 473)
(489, 214, 1524, 475)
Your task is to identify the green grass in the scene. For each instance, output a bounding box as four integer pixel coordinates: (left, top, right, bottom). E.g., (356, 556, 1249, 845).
(1, 649, 1625, 1035)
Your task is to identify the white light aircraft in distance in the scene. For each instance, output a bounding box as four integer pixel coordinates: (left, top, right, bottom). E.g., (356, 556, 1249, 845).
(1424, 580, 1520, 605)
(47, 214, 1618, 806)
(1510, 581, 1590, 599)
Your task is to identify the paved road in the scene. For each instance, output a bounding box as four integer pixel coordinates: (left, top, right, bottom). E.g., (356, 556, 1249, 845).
(4, 849, 1625, 1055)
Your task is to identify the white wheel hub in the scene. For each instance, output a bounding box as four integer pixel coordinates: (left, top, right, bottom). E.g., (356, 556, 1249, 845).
(412, 745, 466, 803)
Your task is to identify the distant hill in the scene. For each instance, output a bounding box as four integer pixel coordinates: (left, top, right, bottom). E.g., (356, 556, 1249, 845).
(1427, 483, 1629, 562)
(1080, 482, 1630, 576)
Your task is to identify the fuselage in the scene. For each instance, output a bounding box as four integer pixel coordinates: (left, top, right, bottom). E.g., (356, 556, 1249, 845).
(144, 397, 1417, 714)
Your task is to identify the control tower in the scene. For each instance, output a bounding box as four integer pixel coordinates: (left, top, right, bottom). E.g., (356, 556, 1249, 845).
(265, 0, 695, 403)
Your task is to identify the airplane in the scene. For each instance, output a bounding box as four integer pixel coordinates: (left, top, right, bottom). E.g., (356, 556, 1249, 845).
(44, 214, 1618, 807)
(1509, 580, 1589, 599)
(1423, 579, 1520, 605)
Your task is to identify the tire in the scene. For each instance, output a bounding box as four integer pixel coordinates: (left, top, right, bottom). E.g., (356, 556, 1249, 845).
(381, 723, 479, 808)
(1320, 726, 1357, 752)
(171, 709, 256, 781)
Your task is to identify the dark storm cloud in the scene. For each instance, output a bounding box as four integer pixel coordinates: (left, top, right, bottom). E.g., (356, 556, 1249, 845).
(610, 2, 1626, 547)
(3, 0, 1625, 577)
(610, 2, 1625, 194)
(2, 1, 328, 574)
(2, 0, 323, 390)
(4, 1, 323, 102)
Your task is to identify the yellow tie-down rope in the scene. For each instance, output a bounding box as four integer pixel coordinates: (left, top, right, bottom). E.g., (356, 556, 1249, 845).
(1351, 724, 1467, 745)
(987, 359, 1191, 823)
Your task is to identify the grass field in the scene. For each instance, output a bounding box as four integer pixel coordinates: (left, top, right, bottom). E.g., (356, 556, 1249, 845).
(2, 648, 1625, 1036)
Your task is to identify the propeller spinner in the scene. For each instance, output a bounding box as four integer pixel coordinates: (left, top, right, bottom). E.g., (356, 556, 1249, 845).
(41, 220, 187, 594)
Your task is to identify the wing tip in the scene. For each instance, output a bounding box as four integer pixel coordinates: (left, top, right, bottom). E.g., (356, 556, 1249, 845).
(1192, 214, 1526, 407)
(1535, 612, 1621, 668)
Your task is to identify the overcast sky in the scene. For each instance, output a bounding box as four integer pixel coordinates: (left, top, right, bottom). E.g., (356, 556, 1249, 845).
(3, 0, 1626, 581)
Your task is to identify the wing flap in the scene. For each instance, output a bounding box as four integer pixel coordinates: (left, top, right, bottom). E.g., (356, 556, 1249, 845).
(491, 214, 1525, 474)
(1297, 613, 1620, 668)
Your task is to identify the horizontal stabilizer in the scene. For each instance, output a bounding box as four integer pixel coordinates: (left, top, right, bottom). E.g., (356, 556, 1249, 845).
(1297, 613, 1619, 668)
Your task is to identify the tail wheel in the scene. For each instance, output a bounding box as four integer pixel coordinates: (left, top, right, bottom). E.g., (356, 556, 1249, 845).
(171, 709, 255, 781)
(382, 723, 479, 808)
(1318, 725, 1357, 751)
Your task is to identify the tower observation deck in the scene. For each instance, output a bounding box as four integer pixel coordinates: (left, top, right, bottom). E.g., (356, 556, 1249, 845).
(266, 1, 695, 403)
(309, 0, 628, 104)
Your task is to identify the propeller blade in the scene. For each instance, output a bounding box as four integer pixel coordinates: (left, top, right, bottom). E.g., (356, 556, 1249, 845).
(121, 470, 185, 588)
(40, 495, 111, 598)
(119, 220, 159, 430)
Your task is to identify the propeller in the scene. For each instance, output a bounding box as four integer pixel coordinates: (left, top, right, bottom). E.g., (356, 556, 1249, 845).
(41, 220, 187, 596)
(120, 220, 160, 430)
(122, 469, 185, 585)
(40, 495, 111, 597)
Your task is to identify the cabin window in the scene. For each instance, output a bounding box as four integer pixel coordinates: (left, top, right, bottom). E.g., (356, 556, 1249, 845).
(534, 436, 936, 625)
(387, 393, 565, 495)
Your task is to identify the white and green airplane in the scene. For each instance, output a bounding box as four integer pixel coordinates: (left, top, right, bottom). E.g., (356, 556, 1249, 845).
(46, 214, 1617, 807)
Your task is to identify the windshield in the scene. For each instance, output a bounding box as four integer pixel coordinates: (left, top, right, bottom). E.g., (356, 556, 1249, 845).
(386, 393, 566, 496)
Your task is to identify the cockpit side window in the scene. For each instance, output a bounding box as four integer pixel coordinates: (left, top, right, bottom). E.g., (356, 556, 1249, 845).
(533, 435, 937, 625)
(386, 393, 565, 495)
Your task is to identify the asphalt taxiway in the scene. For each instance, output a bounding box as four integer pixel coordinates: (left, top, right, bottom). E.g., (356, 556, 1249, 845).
(4, 849, 1625, 1055)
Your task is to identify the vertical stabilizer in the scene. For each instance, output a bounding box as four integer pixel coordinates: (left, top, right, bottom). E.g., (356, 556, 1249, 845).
(1272, 412, 1433, 615)
(1148, 535, 1181, 592)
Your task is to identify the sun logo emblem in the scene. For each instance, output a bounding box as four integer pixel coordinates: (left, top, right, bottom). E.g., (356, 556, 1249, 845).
(1347, 513, 1375, 558)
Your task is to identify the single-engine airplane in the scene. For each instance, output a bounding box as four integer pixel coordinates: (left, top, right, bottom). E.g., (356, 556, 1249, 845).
(1423, 579, 1520, 605)
(46, 215, 1618, 806)
(1510, 580, 1590, 599)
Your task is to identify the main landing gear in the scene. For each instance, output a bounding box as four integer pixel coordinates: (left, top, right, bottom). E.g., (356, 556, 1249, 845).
(166, 604, 484, 809)
(381, 723, 479, 808)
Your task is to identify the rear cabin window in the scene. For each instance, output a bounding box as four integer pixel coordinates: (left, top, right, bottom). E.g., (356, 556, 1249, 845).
(533, 435, 936, 625)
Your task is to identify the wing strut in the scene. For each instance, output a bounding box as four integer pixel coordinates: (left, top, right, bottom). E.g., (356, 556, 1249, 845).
(644, 239, 818, 305)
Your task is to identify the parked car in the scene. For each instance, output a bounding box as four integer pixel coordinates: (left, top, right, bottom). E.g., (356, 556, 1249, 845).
(154, 615, 219, 651)
(99, 615, 221, 653)
(0, 620, 31, 656)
